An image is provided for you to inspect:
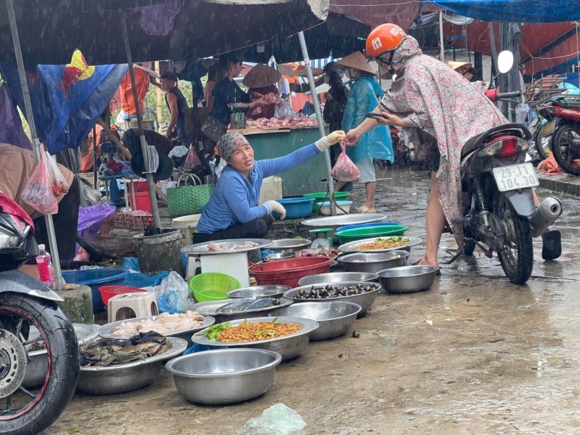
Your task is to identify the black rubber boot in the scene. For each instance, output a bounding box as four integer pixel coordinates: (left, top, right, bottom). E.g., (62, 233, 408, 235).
(542, 228, 562, 261)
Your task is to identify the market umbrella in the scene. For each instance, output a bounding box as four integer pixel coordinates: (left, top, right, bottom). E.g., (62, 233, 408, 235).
(242, 64, 282, 88)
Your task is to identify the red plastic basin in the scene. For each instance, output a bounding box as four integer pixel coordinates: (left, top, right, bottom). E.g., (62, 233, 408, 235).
(249, 257, 335, 288)
(99, 285, 148, 308)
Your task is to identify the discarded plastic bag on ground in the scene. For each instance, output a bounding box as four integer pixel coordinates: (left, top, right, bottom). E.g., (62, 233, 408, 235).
(44, 151, 69, 195)
(153, 271, 190, 313)
(331, 142, 360, 182)
(21, 155, 59, 215)
(238, 404, 307, 435)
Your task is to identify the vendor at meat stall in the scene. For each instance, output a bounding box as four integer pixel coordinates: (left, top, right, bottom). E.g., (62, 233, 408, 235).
(243, 64, 282, 120)
(211, 54, 266, 127)
(194, 130, 345, 243)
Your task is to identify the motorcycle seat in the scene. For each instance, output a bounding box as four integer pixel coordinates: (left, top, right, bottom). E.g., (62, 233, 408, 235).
(461, 123, 531, 159)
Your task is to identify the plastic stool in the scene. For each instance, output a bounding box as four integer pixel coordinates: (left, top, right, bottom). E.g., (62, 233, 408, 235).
(108, 292, 159, 323)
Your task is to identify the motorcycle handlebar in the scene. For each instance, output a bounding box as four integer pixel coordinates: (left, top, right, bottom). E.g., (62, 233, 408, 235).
(495, 91, 522, 99)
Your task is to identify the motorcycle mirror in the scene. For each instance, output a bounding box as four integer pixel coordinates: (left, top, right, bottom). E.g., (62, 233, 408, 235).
(497, 50, 514, 74)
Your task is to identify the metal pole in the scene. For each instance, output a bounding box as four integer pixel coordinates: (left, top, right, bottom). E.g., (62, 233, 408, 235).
(6, 0, 64, 290)
(121, 18, 161, 228)
(439, 12, 445, 62)
(92, 126, 98, 188)
(297, 31, 336, 216)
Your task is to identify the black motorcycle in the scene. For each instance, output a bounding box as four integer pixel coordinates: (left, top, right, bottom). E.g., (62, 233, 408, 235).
(457, 123, 562, 284)
(0, 196, 79, 434)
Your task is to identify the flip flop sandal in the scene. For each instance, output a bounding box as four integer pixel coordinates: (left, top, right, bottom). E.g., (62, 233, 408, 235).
(356, 205, 377, 214)
(412, 259, 441, 276)
(542, 228, 562, 261)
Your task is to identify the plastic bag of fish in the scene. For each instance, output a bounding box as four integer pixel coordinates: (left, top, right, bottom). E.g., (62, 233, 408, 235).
(80, 331, 172, 367)
(216, 298, 282, 314)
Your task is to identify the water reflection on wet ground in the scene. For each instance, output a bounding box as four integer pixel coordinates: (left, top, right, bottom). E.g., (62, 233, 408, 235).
(45, 168, 580, 435)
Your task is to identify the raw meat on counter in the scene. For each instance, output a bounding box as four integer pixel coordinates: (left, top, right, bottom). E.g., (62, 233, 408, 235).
(245, 117, 318, 130)
(111, 311, 206, 336)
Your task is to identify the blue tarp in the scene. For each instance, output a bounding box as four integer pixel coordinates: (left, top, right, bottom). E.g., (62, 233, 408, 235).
(0, 55, 127, 155)
(429, 0, 580, 23)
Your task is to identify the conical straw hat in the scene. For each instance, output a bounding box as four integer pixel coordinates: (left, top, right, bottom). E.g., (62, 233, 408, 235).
(336, 51, 376, 75)
(446, 61, 472, 71)
(242, 63, 282, 88)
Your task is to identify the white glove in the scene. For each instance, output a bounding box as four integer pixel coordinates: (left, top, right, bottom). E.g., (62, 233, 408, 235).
(264, 200, 287, 220)
(315, 130, 346, 152)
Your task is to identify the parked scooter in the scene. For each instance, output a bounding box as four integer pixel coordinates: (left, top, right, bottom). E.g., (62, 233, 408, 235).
(456, 52, 562, 285)
(0, 194, 79, 434)
(541, 95, 580, 175)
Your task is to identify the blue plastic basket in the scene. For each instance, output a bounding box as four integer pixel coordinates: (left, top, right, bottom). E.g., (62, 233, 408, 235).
(273, 197, 315, 220)
(62, 268, 129, 313)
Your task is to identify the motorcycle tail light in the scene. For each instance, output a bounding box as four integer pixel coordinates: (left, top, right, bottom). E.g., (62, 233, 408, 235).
(478, 136, 528, 158)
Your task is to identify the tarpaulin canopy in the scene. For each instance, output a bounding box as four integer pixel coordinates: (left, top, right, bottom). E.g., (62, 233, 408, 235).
(444, 20, 580, 79)
(431, 0, 580, 23)
(330, 0, 439, 30)
(0, 57, 127, 154)
(0, 0, 328, 67)
(240, 13, 368, 63)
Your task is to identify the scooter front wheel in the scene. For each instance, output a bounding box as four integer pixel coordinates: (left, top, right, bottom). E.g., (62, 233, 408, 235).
(492, 190, 534, 285)
(0, 293, 79, 435)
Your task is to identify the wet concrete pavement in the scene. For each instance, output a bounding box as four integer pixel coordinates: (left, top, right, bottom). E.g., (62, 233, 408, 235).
(44, 168, 580, 435)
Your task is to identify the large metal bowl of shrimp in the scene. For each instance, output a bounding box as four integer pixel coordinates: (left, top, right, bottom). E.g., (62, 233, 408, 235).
(98, 311, 215, 347)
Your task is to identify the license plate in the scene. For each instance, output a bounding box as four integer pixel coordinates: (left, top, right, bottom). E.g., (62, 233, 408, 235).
(493, 163, 539, 192)
(543, 120, 555, 136)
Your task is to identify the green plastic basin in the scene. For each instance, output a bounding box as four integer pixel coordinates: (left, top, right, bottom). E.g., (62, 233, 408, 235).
(304, 192, 351, 213)
(335, 225, 408, 245)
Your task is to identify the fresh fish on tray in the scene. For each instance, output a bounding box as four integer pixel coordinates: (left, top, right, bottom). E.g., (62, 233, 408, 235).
(216, 299, 254, 314)
(215, 298, 282, 314)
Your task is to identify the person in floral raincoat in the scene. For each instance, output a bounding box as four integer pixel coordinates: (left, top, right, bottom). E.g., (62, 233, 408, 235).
(344, 24, 561, 268)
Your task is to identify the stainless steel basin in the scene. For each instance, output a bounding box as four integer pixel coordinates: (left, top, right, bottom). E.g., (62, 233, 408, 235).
(378, 265, 438, 294)
(166, 349, 282, 405)
(337, 251, 409, 273)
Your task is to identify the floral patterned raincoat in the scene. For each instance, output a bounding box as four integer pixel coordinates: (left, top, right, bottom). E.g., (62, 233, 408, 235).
(380, 36, 508, 246)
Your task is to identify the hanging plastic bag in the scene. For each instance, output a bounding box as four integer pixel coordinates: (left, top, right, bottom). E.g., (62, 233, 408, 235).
(183, 146, 202, 171)
(21, 155, 59, 215)
(331, 142, 360, 182)
(44, 151, 69, 195)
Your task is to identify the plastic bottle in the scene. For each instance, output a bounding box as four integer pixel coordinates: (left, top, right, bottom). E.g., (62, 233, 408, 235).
(36, 244, 56, 289)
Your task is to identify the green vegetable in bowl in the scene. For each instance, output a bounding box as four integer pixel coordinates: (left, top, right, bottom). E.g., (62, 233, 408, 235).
(205, 322, 231, 341)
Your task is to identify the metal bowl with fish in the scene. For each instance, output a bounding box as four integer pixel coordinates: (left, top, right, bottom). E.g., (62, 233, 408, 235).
(226, 285, 291, 300)
(189, 297, 293, 323)
(98, 313, 215, 347)
(191, 317, 318, 361)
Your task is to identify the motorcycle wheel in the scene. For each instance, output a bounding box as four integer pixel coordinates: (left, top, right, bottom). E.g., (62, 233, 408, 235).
(533, 122, 552, 161)
(492, 190, 533, 285)
(552, 125, 580, 176)
(0, 293, 79, 435)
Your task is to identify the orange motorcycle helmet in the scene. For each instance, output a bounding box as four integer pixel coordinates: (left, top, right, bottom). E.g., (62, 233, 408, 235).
(366, 23, 406, 59)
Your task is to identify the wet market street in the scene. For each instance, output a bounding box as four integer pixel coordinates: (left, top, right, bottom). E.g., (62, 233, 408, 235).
(44, 168, 580, 435)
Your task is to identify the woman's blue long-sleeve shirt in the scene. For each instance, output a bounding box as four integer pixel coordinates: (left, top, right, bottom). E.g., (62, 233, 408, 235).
(196, 143, 320, 234)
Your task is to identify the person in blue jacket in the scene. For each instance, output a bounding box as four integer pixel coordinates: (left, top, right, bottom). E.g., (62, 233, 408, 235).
(335, 52, 393, 213)
(194, 130, 345, 243)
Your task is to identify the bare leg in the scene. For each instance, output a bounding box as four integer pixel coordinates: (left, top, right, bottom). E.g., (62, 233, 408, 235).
(334, 180, 346, 192)
(363, 182, 376, 210)
(419, 172, 445, 267)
